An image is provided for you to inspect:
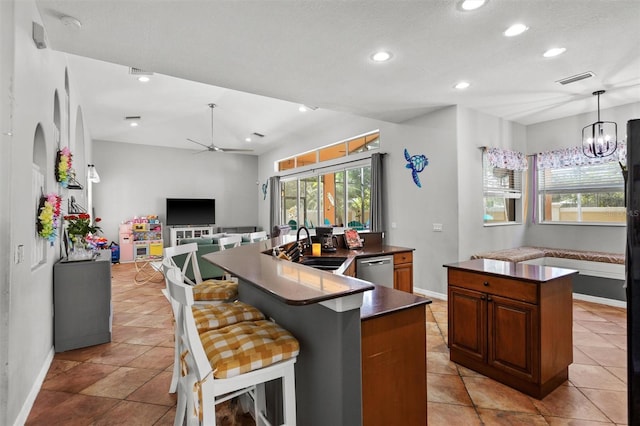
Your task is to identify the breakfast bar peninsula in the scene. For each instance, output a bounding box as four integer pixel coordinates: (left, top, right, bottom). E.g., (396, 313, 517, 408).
(202, 234, 430, 426)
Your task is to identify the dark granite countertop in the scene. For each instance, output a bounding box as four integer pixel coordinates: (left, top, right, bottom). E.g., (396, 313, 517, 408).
(202, 235, 431, 316)
(444, 258, 579, 283)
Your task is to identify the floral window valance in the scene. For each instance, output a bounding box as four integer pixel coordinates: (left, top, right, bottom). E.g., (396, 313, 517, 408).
(537, 141, 626, 170)
(486, 147, 528, 171)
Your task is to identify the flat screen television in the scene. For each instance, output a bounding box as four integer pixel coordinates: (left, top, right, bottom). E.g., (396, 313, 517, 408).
(166, 198, 215, 226)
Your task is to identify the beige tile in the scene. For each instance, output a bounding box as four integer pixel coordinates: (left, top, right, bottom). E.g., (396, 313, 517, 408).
(93, 400, 171, 426)
(574, 331, 617, 348)
(577, 320, 627, 335)
(569, 364, 625, 391)
(477, 408, 549, 425)
(573, 346, 599, 366)
(462, 376, 538, 413)
(426, 332, 449, 353)
(545, 416, 616, 425)
(427, 373, 473, 406)
(427, 401, 481, 425)
(427, 352, 459, 375)
(126, 371, 177, 406)
(533, 385, 610, 422)
(80, 366, 159, 399)
(577, 345, 626, 368)
(605, 366, 627, 384)
(581, 388, 627, 424)
(126, 346, 174, 370)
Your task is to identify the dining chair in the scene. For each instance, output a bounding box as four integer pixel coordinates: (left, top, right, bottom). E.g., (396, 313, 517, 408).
(165, 266, 299, 425)
(217, 234, 242, 250)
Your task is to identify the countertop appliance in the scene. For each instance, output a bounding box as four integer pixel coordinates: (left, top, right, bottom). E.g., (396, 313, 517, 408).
(316, 226, 338, 252)
(357, 255, 394, 288)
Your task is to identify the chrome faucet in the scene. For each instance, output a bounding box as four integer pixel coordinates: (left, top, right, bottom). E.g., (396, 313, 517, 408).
(296, 226, 311, 252)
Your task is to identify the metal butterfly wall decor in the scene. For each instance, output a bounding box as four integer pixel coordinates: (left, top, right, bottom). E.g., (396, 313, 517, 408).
(261, 179, 268, 200)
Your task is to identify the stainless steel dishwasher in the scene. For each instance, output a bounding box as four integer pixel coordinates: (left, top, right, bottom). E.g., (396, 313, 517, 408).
(356, 255, 394, 287)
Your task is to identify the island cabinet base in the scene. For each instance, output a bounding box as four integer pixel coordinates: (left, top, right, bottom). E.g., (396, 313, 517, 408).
(446, 259, 576, 400)
(361, 304, 427, 425)
(450, 350, 568, 400)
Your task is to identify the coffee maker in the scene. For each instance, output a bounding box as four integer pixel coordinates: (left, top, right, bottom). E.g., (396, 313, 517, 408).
(315, 227, 338, 253)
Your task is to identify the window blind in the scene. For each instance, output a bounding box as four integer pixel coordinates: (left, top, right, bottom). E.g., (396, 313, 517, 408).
(538, 162, 624, 194)
(483, 153, 523, 198)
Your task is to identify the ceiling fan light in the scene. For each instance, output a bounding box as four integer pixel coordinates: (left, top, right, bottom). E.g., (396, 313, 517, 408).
(460, 0, 486, 11)
(543, 47, 566, 58)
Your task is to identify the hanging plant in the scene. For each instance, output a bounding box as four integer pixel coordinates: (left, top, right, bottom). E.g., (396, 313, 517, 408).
(37, 193, 62, 245)
(55, 146, 73, 187)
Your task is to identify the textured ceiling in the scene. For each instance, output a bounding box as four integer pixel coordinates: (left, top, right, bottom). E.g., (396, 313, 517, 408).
(35, 0, 640, 154)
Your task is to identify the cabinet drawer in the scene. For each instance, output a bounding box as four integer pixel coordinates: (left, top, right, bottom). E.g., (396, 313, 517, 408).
(448, 269, 537, 304)
(394, 251, 413, 264)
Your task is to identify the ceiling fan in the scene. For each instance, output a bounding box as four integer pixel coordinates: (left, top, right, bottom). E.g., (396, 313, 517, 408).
(187, 103, 253, 153)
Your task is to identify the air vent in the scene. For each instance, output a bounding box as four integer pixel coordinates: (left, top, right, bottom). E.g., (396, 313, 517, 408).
(556, 71, 595, 85)
(129, 67, 153, 76)
(125, 116, 141, 120)
(252, 132, 265, 138)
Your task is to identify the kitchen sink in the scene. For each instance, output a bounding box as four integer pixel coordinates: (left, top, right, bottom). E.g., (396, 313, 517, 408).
(298, 256, 347, 271)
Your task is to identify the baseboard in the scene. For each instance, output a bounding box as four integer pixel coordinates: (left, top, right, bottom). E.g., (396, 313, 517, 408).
(573, 293, 627, 308)
(413, 287, 446, 301)
(13, 347, 54, 426)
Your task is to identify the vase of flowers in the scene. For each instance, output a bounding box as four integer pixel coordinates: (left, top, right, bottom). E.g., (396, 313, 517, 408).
(64, 213, 102, 244)
(64, 213, 102, 260)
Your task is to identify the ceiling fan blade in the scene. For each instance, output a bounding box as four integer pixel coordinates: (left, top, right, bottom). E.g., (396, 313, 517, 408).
(218, 148, 254, 153)
(186, 138, 211, 149)
(192, 149, 210, 155)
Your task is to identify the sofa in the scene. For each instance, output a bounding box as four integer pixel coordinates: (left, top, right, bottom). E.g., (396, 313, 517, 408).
(172, 233, 266, 280)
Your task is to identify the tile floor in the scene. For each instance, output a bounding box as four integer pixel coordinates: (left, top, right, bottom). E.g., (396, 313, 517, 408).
(26, 263, 628, 425)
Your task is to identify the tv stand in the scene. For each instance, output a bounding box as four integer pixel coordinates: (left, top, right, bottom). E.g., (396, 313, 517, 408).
(169, 225, 215, 246)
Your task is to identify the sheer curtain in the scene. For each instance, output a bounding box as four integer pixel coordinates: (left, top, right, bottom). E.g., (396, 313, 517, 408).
(268, 176, 281, 235)
(370, 153, 384, 232)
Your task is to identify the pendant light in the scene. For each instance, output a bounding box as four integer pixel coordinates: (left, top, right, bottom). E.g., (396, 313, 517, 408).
(582, 90, 617, 158)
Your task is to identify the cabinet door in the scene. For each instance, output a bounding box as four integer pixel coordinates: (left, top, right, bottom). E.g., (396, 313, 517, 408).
(487, 294, 539, 382)
(394, 263, 413, 293)
(448, 286, 486, 362)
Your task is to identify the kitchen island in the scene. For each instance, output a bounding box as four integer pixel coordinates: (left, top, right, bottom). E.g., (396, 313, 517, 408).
(202, 235, 430, 426)
(445, 258, 577, 399)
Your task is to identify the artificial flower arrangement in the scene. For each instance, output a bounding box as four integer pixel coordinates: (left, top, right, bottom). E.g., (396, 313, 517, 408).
(55, 146, 73, 187)
(64, 213, 102, 243)
(37, 193, 62, 245)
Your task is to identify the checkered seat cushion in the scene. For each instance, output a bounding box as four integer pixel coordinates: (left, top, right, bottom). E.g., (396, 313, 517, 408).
(192, 279, 238, 302)
(191, 301, 265, 334)
(199, 320, 300, 379)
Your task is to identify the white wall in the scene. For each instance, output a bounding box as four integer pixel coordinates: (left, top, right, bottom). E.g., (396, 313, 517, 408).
(257, 106, 461, 297)
(457, 107, 528, 260)
(93, 140, 260, 244)
(525, 102, 640, 254)
(2, 1, 95, 424)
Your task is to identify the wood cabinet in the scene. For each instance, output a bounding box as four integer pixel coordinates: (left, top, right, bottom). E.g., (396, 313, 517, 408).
(446, 259, 576, 399)
(393, 251, 413, 293)
(361, 287, 427, 426)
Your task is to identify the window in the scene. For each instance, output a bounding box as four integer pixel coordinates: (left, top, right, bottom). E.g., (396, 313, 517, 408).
(537, 162, 625, 224)
(281, 163, 371, 230)
(483, 150, 524, 224)
(277, 131, 379, 172)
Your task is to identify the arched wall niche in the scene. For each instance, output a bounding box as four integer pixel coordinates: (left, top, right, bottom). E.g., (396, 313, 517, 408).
(53, 89, 61, 148)
(32, 123, 47, 266)
(64, 68, 70, 150)
(32, 123, 46, 182)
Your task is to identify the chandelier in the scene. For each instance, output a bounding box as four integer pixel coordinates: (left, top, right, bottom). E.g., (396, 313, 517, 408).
(582, 90, 617, 158)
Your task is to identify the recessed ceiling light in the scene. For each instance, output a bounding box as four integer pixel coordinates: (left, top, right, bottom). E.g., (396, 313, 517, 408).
(504, 23, 528, 37)
(245, 137, 252, 142)
(299, 105, 308, 112)
(460, 0, 487, 11)
(137, 76, 150, 83)
(455, 81, 471, 90)
(371, 51, 392, 62)
(543, 47, 566, 58)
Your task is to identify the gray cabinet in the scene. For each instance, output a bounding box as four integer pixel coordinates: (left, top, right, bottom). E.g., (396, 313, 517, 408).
(53, 251, 112, 352)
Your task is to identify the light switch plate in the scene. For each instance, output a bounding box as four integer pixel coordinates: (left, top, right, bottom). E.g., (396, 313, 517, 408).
(433, 223, 443, 232)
